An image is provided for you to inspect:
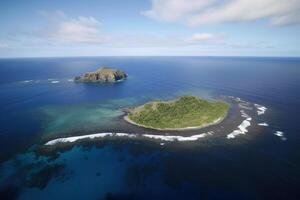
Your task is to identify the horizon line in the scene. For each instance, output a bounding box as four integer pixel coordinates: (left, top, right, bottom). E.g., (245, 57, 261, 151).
(1, 55, 300, 59)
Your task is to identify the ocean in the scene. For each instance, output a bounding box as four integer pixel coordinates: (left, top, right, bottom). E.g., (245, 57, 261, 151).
(0, 56, 299, 199)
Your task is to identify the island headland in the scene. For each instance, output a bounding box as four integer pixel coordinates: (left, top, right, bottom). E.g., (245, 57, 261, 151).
(74, 67, 127, 82)
(124, 96, 229, 131)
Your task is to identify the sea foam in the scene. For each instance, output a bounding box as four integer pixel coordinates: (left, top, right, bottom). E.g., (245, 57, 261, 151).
(238, 102, 253, 110)
(240, 110, 250, 118)
(274, 131, 287, 141)
(227, 117, 252, 139)
(23, 80, 33, 83)
(45, 131, 214, 145)
(142, 132, 212, 141)
(258, 122, 268, 126)
(254, 104, 267, 115)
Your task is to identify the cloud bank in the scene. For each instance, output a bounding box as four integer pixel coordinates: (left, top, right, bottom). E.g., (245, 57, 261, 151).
(39, 11, 106, 44)
(0, 9, 284, 57)
(0, 43, 8, 48)
(52, 16, 104, 43)
(37, 11, 222, 47)
(143, 0, 300, 26)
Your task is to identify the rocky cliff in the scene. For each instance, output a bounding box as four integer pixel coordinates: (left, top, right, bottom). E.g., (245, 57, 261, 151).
(74, 67, 127, 82)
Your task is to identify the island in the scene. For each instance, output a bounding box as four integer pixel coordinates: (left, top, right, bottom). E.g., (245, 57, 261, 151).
(74, 67, 127, 82)
(124, 96, 229, 130)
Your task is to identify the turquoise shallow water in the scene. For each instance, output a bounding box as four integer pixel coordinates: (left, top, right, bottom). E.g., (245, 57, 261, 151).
(39, 102, 124, 136)
(39, 91, 215, 137)
(0, 57, 300, 199)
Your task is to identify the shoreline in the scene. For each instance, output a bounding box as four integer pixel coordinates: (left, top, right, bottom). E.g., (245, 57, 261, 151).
(123, 111, 228, 131)
(42, 96, 265, 146)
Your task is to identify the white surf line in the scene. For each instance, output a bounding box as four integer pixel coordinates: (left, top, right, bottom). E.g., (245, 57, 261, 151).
(234, 97, 249, 104)
(258, 123, 269, 126)
(23, 78, 66, 84)
(240, 110, 250, 118)
(142, 131, 213, 142)
(254, 104, 267, 115)
(239, 104, 253, 110)
(274, 131, 287, 141)
(23, 80, 33, 83)
(227, 117, 252, 139)
(45, 131, 214, 145)
(227, 109, 252, 139)
(46, 133, 126, 145)
(231, 96, 267, 115)
(234, 97, 242, 102)
(47, 78, 60, 83)
(238, 101, 253, 110)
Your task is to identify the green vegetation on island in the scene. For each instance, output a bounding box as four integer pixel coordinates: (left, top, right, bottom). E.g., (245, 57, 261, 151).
(125, 96, 229, 130)
(74, 67, 127, 82)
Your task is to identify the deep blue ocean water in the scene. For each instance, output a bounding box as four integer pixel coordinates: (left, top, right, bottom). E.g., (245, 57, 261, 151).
(0, 57, 300, 199)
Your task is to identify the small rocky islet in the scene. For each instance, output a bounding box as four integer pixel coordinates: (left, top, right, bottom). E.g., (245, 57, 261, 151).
(74, 67, 127, 82)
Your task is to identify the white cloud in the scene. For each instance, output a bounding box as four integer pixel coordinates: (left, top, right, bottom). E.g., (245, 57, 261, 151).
(38, 10, 66, 19)
(108, 32, 223, 48)
(52, 16, 104, 43)
(143, 0, 300, 26)
(271, 12, 300, 26)
(0, 42, 8, 48)
(39, 11, 219, 47)
(0, 10, 271, 57)
(40, 11, 107, 44)
(184, 33, 260, 49)
(142, 0, 215, 22)
(187, 33, 215, 42)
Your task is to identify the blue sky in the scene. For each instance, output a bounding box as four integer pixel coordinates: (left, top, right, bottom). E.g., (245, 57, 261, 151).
(0, 0, 300, 57)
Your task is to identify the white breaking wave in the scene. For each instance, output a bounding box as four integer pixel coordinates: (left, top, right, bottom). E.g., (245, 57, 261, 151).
(227, 117, 252, 139)
(258, 123, 268, 126)
(46, 133, 129, 145)
(274, 131, 283, 137)
(254, 104, 267, 115)
(45, 131, 214, 145)
(240, 110, 250, 118)
(51, 80, 60, 84)
(274, 131, 287, 141)
(238, 102, 253, 110)
(23, 80, 33, 83)
(234, 97, 242, 102)
(142, 131, 213, 141)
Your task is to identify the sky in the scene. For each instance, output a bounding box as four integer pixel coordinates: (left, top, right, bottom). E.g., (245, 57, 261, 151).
(0, 0, 300, 57)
